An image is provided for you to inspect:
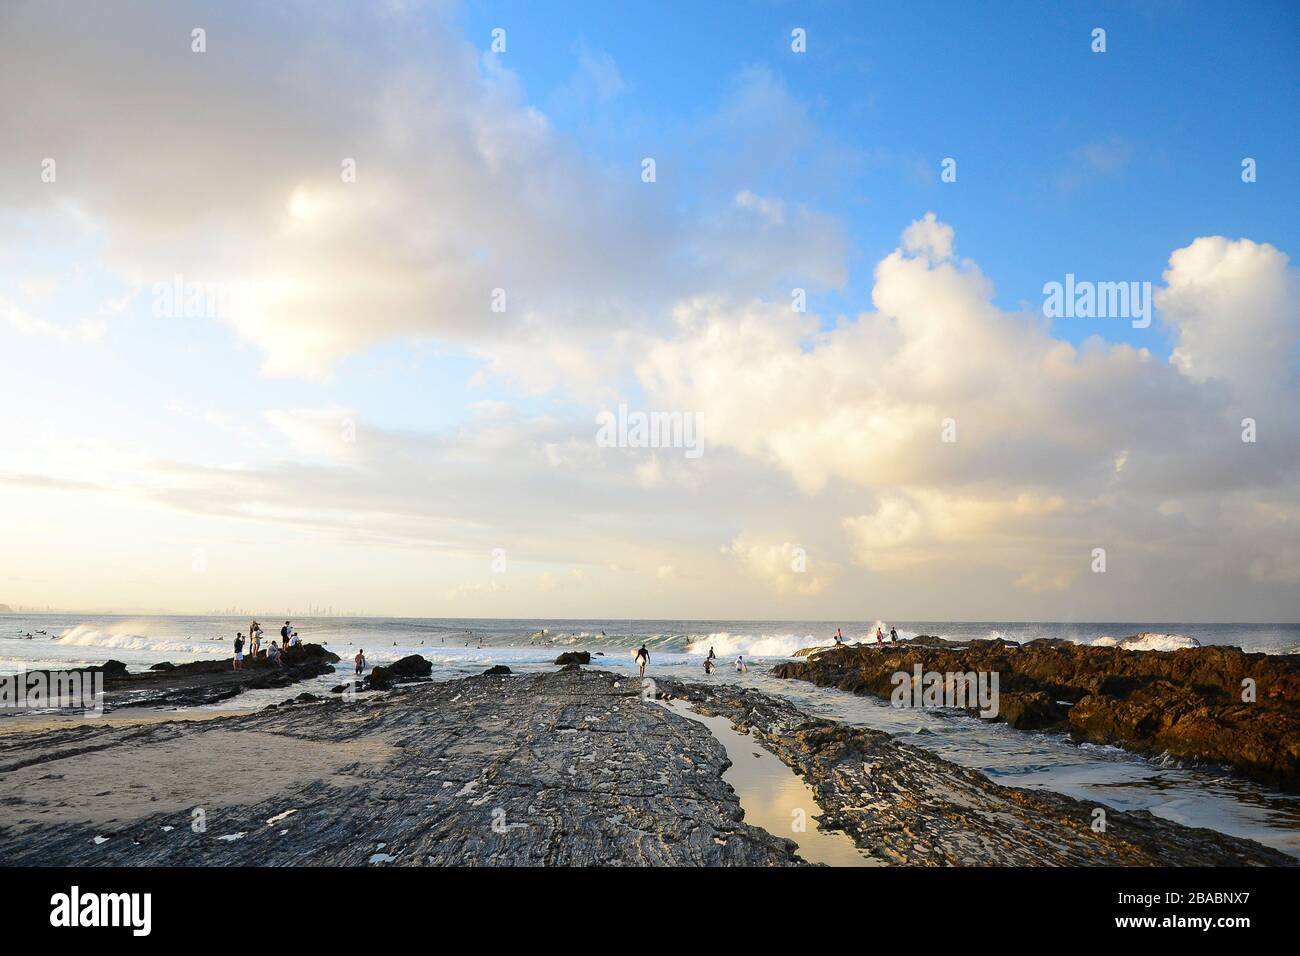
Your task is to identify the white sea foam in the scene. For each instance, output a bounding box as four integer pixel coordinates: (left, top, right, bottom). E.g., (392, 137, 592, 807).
(1090, 632, 1201, 652)
(55, 621, 222, 656)
(684, 631, 818, 658)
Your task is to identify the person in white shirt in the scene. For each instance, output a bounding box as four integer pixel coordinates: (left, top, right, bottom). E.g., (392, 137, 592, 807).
(735, 655, 746, 672)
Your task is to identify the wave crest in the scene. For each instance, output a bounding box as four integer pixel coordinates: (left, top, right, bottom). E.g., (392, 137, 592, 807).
(56, 621, 222, 655)
(684, 631, 819, 658)
(1090, 632, 1201, 652)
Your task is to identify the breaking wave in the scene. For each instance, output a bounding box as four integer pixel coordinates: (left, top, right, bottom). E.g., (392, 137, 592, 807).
(55, 621, 222, 656)
(1090, 632, 1201, 652)
(683, 632, 821, 657)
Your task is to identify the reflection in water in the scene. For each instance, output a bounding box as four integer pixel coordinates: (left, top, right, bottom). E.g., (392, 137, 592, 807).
(662, 698, 878, 867)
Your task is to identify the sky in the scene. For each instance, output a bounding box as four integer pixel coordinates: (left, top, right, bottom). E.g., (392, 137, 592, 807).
(0, 0, 1297, 621)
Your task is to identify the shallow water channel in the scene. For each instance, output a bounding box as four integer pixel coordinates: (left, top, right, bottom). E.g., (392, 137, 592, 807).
(661, 698, 877, 866)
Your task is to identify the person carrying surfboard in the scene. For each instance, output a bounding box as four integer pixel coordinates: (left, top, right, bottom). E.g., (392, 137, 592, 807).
(634, 644, 649, 678)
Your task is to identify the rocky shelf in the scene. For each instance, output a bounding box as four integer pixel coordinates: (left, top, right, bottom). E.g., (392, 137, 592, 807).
(0, 666, 1290, 866)
(772, 637, 1300, 790)
(8, 643, 343, 711)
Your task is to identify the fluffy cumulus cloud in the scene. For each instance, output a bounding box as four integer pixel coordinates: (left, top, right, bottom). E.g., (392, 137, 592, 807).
(99, 211, 1293, 617)
(0, 0, 844, 382)
(639, 214, 1300, 614)
(724, 535, 830, 596)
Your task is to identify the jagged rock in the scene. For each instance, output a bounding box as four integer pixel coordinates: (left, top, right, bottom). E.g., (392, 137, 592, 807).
(663, 677, 1290, 866)
(555, 651, 591, 666)
(774, 640, 1300, 789)
(366, 654, 432, 690)
(483, 665, 512, 676)
(998, 691, 1069, 730)
(793, 645, 836, 658)
(149, 662, 175, 671)
(12, 644, 341, 711)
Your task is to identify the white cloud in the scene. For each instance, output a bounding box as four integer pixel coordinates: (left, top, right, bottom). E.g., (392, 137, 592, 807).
(0, 2, 846, 386)
(640, 214, 1300, 605)
(725, 535, 828, 596)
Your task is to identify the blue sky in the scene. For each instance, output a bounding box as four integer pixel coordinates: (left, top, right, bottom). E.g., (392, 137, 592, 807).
(456, 0, 1299, 354)
(1, 0, 1297, 618)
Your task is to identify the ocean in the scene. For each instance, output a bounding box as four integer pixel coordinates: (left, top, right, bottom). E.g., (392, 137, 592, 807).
(3, 613, 1298, 858)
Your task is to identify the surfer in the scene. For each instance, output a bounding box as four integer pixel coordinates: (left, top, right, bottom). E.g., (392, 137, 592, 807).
(634, 644, 649, 678)
(703, 657, 714, 675)
(876, 626, 884, 644)
(889, 626, 898, 643)
(707, 646, 716, 660)
(834, 628, 844, 645)
(735, 655, 747, 673)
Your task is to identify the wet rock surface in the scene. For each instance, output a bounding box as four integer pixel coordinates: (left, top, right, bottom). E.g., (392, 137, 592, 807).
(0, 669, 804, 866)
(772, 638, 1300, 790)
(0, 668, 1288, 866)
(663, 678, 1290, 865)
(364, 654, 433, 691)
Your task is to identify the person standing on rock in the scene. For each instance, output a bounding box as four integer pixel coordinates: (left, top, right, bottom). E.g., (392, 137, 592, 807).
(281, 621, 291, 647)
(233, 633, 245, 671)
(834, 628, 844, 645)
(876, 626, 884, 644)
(355, 649, 366, 675)
(634, 644, 649, 678)
(249, 623, 262, 658)
(889, 626, 898, 644)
